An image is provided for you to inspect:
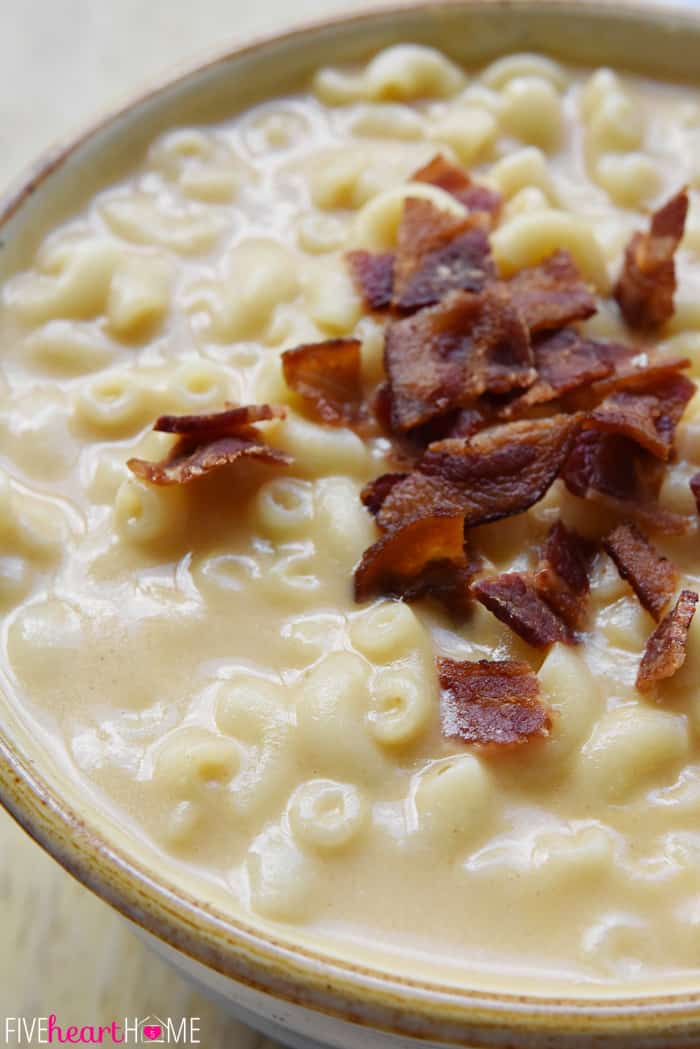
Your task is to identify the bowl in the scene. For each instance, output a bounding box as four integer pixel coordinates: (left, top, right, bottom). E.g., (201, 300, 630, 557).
(3, 3, 700, 1047)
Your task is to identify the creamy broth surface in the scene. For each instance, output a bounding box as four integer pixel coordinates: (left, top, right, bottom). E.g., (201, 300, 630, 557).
(4, 47, 700, 987)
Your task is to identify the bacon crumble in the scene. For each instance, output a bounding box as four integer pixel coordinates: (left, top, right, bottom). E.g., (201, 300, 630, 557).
(346, 250, 395, 311)
(636, 589, 698, 692)
(603, 523, 678, 621)
(377, 415, 582, 533)
(354, 514, 477, 617)
(472, 572, 573, 647)
(412, 154, 502, 224)
(592, 350, 691, 399)
(585, 373, 695, 461)
(153, 403, 285, 437)
(393, 198, 495, 311)
(534, 520, 594, 630)
(507, 250, 597, 334)
(614, 189, 689, 330)
(384, 286, 535, 432)
(439, 657, 550, 746)
(563, 429, 689, 535)
(504, 329, 616, 415)
(127, 404, 291, 486)
(360, 472, 408, 515)
(281, 338, 364, 427)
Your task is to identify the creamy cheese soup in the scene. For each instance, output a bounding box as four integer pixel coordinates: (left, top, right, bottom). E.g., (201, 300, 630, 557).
(3, 46, 700, 989)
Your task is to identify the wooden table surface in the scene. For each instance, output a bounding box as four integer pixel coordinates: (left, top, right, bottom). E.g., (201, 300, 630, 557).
(0, 1, 389, 1044)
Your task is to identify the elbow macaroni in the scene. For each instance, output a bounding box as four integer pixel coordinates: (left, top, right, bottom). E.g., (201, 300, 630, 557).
(289, 779, 368, 852)
(188, 237, 299, 341)
(500, 76, 563, 151)
(491, 209, 610, 290)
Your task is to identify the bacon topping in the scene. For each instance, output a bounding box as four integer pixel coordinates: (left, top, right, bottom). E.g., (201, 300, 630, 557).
(346, 250, 395, 310)
(439, 657, 550, 746)
(412, 154, 502, 223)
(384, 286, 535, 431)
(354, 515, 477, 617)
(444, 404, 496, 439)
(393, 198, 494, 310)
(505, 329, 616, 414)
(127, 404, 291, 486)
(281, 338, 363, 426)
(360, 472, 408, 515)
(563, 429, 689, 535)
(472, 572, 572, 647)
(586, 373, 695, 461)
(154, 403, 285, 438)
(591, 350, 690, 400)
(507, 251, 597, 334)
(614, 189, 688, 330)
(534, 520, 593, 630)
(277, 161, 700, 715)
(636, 589, 698, 692)
(603, 523, 678, 620)
(376, 415, 582, 533)
(458, 182, 504, 220)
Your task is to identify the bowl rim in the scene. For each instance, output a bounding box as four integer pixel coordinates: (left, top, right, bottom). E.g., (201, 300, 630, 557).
(3, 0, 700, 1041)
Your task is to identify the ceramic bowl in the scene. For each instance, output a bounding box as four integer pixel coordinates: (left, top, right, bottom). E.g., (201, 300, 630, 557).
(3, 3, 700, 1047)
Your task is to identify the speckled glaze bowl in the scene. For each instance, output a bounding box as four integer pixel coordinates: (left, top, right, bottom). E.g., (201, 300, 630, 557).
(3, 3, 700, 1046)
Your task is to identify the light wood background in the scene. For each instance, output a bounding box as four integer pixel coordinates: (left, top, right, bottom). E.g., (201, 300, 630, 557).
(0, 1, 390, 1045)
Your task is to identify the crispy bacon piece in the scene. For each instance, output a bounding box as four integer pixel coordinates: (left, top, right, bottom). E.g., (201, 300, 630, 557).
(281, 338, 363, 426)
(368, 383, 444, 469)
(412, 154, 502, 223)
(127, 404, 291, 486)
(444, 404, 497, 439)
(472, 572, 572, 647)
(354, 514, 477, 617)
(377, 414, 582, 533)
(563, 429, 689, 535)
(459, 182, 504, 219)
(603, 523, 678, 621)
(360, 472, 408, 515)
(507, 251, 597, 334)
(384, 286, 535, 431)
(346, 250, 395, 310)
(439, 657, 550, 746)
(636, 589, 698, 692)
(592, 350, 690, 399)
(504, 329, 616, 415)
(564, 431, 641, 501)
(393, 198, 494, 310)
(371, 389, 498, 469)
(614, 189, 688, 330)
(535, 520, 593, 630)
(154, 403, 285, 438)
(128, 436, 290, 486)
(586, 373, 695, 461)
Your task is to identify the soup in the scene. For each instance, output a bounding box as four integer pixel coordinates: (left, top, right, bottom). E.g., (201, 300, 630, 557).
(3, 45, 700, 987)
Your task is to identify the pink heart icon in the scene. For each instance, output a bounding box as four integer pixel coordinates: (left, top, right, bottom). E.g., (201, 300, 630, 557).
(143, 1027, 162, 1041)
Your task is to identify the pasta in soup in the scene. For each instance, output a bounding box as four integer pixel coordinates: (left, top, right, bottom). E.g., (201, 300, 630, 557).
(5, 44, 700, 990)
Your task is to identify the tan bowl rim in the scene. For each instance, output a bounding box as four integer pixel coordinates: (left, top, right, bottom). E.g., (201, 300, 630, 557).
(3, 1, 700, 1041)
